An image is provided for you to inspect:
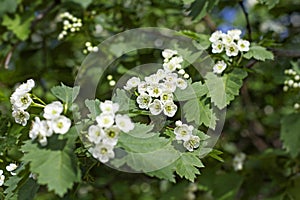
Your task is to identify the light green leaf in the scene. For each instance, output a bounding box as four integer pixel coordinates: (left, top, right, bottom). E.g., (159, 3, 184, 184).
(257, 0, 280, 9)
(0, 0, 19, 17)
(112, 88, 134, 112)
(21, 140, 81, 197)
(182, 0, 195, 4)
(2, 14, 33, 41)
(175, 153, 204, 182)
(85, 99, 101, 120)
(243, 45, 274, 61)
(51, 83, 80, 105)
(183, 99, 201, 125)
(205, 72, 226, 109)
(174, 81, 208, 101)
(223, 69, 248, 106)
(63, 0, 92, 8)
(280, 113, 300, 158)
(146, 163, 176, 183)
(126, 123, 155, 138)
(189, 0, 220, 20)
(198, 99, 217, 129)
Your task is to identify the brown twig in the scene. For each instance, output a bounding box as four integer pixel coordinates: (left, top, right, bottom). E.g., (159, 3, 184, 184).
(239, 1, 252, 42)
(203, 15, 216, 32)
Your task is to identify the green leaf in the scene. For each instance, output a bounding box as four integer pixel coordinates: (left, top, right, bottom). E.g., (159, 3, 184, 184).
(146, 163, 176, 182)
(205, 69, 247, 109)
(189, 0, 219, 20)
(179, 30, 211, 50)
(175, 153, 204, 182)
(21, 140, 81, 197)
(2, 14, 33, 41)
(174, 81, 208, 101)
(222, 69, 248, 106)
(205, 72, 226, 109)
(280, 113, 300, 158)
(198, 99, 217, 129)
(0, 0, 19, 17)
(181, 0, 195, 4)
(208, 149, 224, 162)
(63, 0, 92, 8)
(112, 88, 134, 112)
(243, 45, 274, 61)
(51, 83, 80, 105)
(85, 99, 101, 120)
(126, 123, 155, 138)
(257, 0, 280, 9)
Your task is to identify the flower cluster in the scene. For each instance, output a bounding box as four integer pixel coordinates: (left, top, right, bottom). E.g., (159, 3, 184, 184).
(10, 79, 35, 126)
(209, 29, 250, 74)
(124, 49, 188, 117)
(58, 12, 83, 40)
(87, 100, 134, 163)
(83, 42, 99, 54)
(174, 121, 200, 152)
(283, 68, 300, 91)
(0, 163, 18, 187)
(29, 101, 71, 146)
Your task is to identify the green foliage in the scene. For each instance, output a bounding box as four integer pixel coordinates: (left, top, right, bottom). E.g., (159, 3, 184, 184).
(51, 83, 80, 106)
(205, 72, 226, 109)
(84, 99, 101, 120)
(257, 0, 280, 9)
(188, 0, 220, 20)
(280, 113, 300, 158)
(244, 45, 274, 61)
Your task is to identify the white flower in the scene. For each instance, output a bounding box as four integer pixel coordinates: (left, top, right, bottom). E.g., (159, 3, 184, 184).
(225, 43, 239, 57)
(149, 99, 163, 115)
(100, 100, 119, 114)
(162, 81, 177, 93)
(163, 101, 177, 117)
(233, 152, 246, 171)
(136, 93, 152, 109)
(147, 83, 163, 97)
(163, 57, 182, 72)
(156, 69, 167, 80)
(115, 114, 134, 133)
(222, 34, 234, 45)
(12, 109, 30, 126)
(174, 123, 193, 141)
(162, 49, 177, 60)
(237, 39, 250, 52)
(227, 29, 242, 40)
(88, 125, 104, 144)
(124, 77, 141, 90)
(102, 125, 120, 146)
(212, 40, 224, 53)
(96, 113, 115, 128)
(145, 74, 160, 84)
(160, 92, 173, 104)
(50, 115, 71, 134)
(14, 79, 35, 95)
(11, 93, 32, 110)
(176, 78, 188, 90)
(175, 120, 183, 126)
(6, 163, 18, 176)
(29, 117, 53, 145)
(0, 170, 5, 186)
(213, 60, 227, 74)
(137, 81, 148, 94)
(183, 135, 200, 151)
(43, 101, 63, 119)
(164, 72, 178, 83)
(209, 30, 224, 43)
(89, 143, 115, 163)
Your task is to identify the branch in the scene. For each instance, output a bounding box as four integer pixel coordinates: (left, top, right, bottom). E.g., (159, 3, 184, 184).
(239, 1, 252, 42)
(203, 15, 216, 32)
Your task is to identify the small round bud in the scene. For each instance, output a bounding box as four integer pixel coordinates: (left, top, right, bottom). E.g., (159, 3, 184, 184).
(293, 83, 299, 88)
(294, 103, 300, 109)
(109, 80, 116, 86)
(107, 75, 113, 80)
(183, 73, 190, 79)
(178, 69, 185, 75)
(295, 75, 300, 81)
(288, 80, 294, 86)
(92, 47, 99, 52)
(283, 85, 289, 92)
(85, 42, 91, 47)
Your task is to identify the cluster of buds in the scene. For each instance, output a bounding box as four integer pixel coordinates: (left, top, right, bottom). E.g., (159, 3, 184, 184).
(83, 42, 99, 54)
(283, 68, 300, 91)
(58, 12, 82, 40)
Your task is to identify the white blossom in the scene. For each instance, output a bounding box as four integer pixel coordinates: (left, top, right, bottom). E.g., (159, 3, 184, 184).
(162, 81, 177, 93)
(164, 72, 178, 83)
(162, 49, 178, 60)
(88, 125, 104, 144)
(209, 30, 224, 43)
(233, 152, 246, 171)
(147, 83, 163, 97)
(149, 99, 163, 115)
(183, 135, 200, 151)
(163, 101, 177, 117)
(145, 74, 160, 84)
(11, 93, 32, 110)
(225, 42, 239, 57)
(213, 60, 227, 74)
(163, 56, 183, 72)
(115, 114, 134, 133)
(6, 163, 18, 176)
(96, 113, 115, 128)
(12, 109, 30, 126)
(222, 34, 234, 45)
(174, 123, 194, 141)
(102, 125, 120, 145)
(100, 100, 119, 114)
(89, 143, 115, 163)
(176, 78, 188, 90)
(14, 79, 35, 95)
(136, 93, 152, 109)
(0, 170, 5, 186)
(137, 81, 148, 94)
(227, 29, 242, 40)
(49, 115, 71, 134)
(212, 40, 224, 53)
(237, 39, 250, 52)
(160, 93, 173, 104)
(156, 69, 167, 80)
(124, 77, 141, 90)
(43, 101, 63, 120)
